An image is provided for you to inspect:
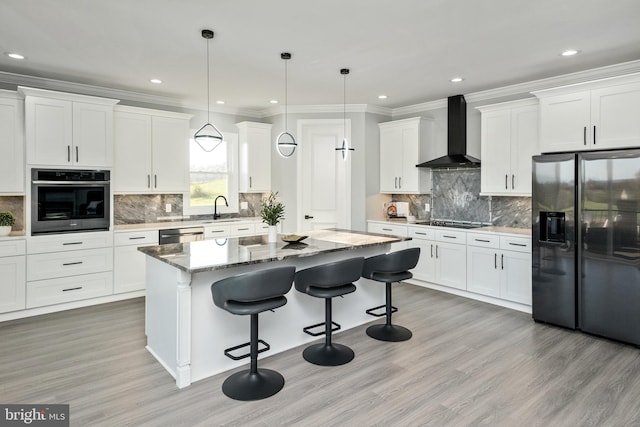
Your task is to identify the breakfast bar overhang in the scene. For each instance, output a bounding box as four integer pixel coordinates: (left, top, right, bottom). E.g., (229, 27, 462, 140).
(139, 229, 408, 388)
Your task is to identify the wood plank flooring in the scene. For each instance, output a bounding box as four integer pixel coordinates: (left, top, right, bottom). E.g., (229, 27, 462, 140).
(2, 283, 640, 426)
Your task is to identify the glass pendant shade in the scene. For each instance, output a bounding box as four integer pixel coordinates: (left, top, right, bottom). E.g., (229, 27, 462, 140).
(194, 29, 223, 152)
(276, 52, 297, 158)
(335, 68, 354, 161)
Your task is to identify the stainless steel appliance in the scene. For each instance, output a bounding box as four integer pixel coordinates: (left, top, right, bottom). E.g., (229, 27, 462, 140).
(532, 149, 640, 345)
(31, 168, 110, 235)
(159, 227, 205, 244)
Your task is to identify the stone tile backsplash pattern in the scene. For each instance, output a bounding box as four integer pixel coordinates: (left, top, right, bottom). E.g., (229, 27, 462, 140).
(0, 196, 25, 231)
(392, 169, 531, 229)
(114, 193, 264, 224)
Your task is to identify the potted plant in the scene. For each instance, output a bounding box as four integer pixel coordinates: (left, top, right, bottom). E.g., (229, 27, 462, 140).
(260, 192, 285, 242)
(0, 211, 16, 236)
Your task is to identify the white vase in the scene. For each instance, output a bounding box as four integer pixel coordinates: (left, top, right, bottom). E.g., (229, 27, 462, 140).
(0, 226, 11, 236)
(268, 225, 278, 243)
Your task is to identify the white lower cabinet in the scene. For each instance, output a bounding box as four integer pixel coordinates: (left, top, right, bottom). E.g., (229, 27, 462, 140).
(26, 231, 114, 308)
(0, 240, 26, 314)
(26, 272, 113, 308)
(466, 233, 532, 305)
(114, 230, 158, 294)
(410, 227, 467, 290)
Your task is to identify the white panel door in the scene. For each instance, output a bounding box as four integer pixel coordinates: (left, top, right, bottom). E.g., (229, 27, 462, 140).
(591, 82, 640, 149)
(26, 96, 72, 165)
(0, 255, 26, 313)
(73, 102, 113, 167)
(539, 91, 590, 153)
(409, 239, 436, 283)
(500, 249, 532, 305)
(466, 245, 500, 297)
(151, 116, 189, 192)
(298, 120, 351, 232)
(511, 104, 538, 194)
(0, 97, 24, 193)
(480, 109, 511, 194)
(113, 111, 153, 192)
(436, 241, 467, 290)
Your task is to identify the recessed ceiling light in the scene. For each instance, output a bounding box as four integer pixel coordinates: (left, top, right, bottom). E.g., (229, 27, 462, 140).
(450, 77, 464, 83)
(150, 79, 162, 84)
(270, 100, 279, 104)
(7, 52, 25, 60)
(378, 95, 388, 99)
(561, 49, 579, 57)
(216, 100, 225, 105)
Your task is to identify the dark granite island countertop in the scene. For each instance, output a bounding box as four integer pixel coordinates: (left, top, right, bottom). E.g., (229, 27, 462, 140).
(138, 229, 408, 273)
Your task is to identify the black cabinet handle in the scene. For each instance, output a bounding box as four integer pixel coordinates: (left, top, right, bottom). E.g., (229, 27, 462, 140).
(583, 126, 587, 145)
(494, 253, 497, 269)
(505, 174, 508, 190)
(154, 174, 157, 188)
(76, 146, 79, 163)
(147, 174, 151, 188)
(593, 125, 596, 145)
(430, 244, 433, 258)
(129, 236, 146, 240)
(249, 176, 252, 188)
(63, 242, 83, 246)
(62, 286, 83, 292)
(63, 261, 83, 266)
(305, 215, 314, 219)
(475, 239, 490, 243)
(67, 145, 71, 162)
(442, 235, 456, 239)
(509, 242, 527, 247)
(512, 174, 515, 189)
(501, 254, 504, 270)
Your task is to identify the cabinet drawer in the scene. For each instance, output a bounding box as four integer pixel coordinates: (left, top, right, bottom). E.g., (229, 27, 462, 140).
(28, 231, 113, 254)
(500, 236, 531, 253)
(204, 224, 231, 238)
(435, 229, 467, 244)
(229, 223, 255, 237)
(0, 239, 26, 257)
(368, 222, 408, 237)
(114, 230, 158, 246)
(27, 247, 113, 281)
(407, 226, 435, 240)
(26, 271, 113, 308)
(253, 222, 270, 235)
(467, 232, 499, 248)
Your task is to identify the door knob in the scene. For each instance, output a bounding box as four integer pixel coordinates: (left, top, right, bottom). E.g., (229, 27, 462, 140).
(304, 215, 314, 219)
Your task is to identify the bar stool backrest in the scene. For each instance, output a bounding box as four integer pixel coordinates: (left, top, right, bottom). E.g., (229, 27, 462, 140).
(212, 266, 296, 310)
(294, 257, 364, 293)
(362, 247, 420, 279)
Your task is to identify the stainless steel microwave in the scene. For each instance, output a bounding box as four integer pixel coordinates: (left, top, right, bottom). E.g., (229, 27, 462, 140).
(31, 168, 111, 235)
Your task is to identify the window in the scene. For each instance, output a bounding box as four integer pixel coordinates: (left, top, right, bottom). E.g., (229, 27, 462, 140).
(185, 132, 238, 215)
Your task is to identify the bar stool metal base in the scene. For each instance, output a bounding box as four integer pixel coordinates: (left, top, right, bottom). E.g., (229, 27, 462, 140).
(221, 368, 285, 401)
(302, 343, 354, 366)
(366, 323, 412, 342)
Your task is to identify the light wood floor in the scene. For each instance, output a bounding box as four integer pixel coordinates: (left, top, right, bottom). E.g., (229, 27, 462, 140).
(2, 283, 640, 427)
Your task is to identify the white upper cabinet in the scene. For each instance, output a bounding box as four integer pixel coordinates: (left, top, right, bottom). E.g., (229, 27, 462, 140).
(236, 121, 272, 193)
(379, 117, 433, 194)
(0, 92, 24, 193)
(113, 106, 192, 193)
(20, 87, 118, 167)
(477, 98, 539, 196)
(533, 74, 640, 153)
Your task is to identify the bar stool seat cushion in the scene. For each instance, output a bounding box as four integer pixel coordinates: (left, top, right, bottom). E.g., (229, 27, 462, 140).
(223, 296, 287, 316)
(305, 283, 356, 299)
(366, 271, 413, 283)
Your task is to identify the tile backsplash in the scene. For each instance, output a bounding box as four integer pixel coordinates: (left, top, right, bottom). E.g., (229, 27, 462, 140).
(114, 193, 263, 224)
(392, 169, 531, 229)
(0, 196, 25, 231)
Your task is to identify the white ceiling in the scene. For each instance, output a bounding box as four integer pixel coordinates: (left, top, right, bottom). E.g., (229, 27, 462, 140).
(2, 0, 640, 112)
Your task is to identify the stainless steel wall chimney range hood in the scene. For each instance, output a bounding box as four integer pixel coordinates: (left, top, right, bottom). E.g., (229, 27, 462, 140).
(416, 95, 480, 168)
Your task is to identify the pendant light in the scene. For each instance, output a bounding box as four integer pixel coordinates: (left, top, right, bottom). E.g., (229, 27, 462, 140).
(194, 29, 223, 152)
(275, 52, 297, 158)
(335, 68, 354, 160)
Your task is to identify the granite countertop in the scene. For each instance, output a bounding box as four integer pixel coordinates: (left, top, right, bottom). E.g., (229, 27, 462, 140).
(114, 217, 263, 231)
(138, 229, 408, 273)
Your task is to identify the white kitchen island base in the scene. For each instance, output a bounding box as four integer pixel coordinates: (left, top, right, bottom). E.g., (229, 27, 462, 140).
(142, 234, 399, 388)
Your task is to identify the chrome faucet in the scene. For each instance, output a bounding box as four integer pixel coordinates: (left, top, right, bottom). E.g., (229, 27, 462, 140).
(213, 195, 228, 220)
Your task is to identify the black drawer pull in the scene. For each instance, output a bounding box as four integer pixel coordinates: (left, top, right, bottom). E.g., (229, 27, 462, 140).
(129, 236, 146, 240)
(382, 228, 392, 232)
(237, 228, 250, 231)
(62, 286, 83, 292)
(209, 230, 225, 233)
(63, 261, 83, 266)
(475, 239, 490, 243)
(509, 243, 527, 247)
(63, 242, 83, 246)
(415, 232, 427, 236)
(442, 235, 457, 239)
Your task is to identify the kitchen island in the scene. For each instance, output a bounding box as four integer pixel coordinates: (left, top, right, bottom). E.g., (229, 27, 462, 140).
(139, 229, 408, 388)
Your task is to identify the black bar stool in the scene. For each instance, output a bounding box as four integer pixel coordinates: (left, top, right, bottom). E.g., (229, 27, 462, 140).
(211, 266, 295, 401)
(362, 247, 420, 342)
(294, 257, 364, 366)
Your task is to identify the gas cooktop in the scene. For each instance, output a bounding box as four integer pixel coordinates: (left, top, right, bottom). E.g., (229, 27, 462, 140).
(429, 220, 489, 230)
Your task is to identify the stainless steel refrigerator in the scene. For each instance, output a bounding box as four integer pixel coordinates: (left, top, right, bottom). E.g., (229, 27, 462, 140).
(532, 149, 640, 346)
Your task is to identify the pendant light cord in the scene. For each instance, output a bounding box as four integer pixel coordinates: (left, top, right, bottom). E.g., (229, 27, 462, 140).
(284, 58, 288, 132)
(206, 37, 211, 123)
(343, 72, 346, 136)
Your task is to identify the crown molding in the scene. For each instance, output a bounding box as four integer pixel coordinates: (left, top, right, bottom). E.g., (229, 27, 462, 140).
(390, 99, 448, 117)
(259, 104, 392, 118)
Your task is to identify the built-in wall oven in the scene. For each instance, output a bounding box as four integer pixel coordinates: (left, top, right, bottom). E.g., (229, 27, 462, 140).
(31, 168, 110, 235)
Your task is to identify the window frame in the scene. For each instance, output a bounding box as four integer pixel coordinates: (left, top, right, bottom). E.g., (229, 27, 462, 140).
(184, 131, 239, 216)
